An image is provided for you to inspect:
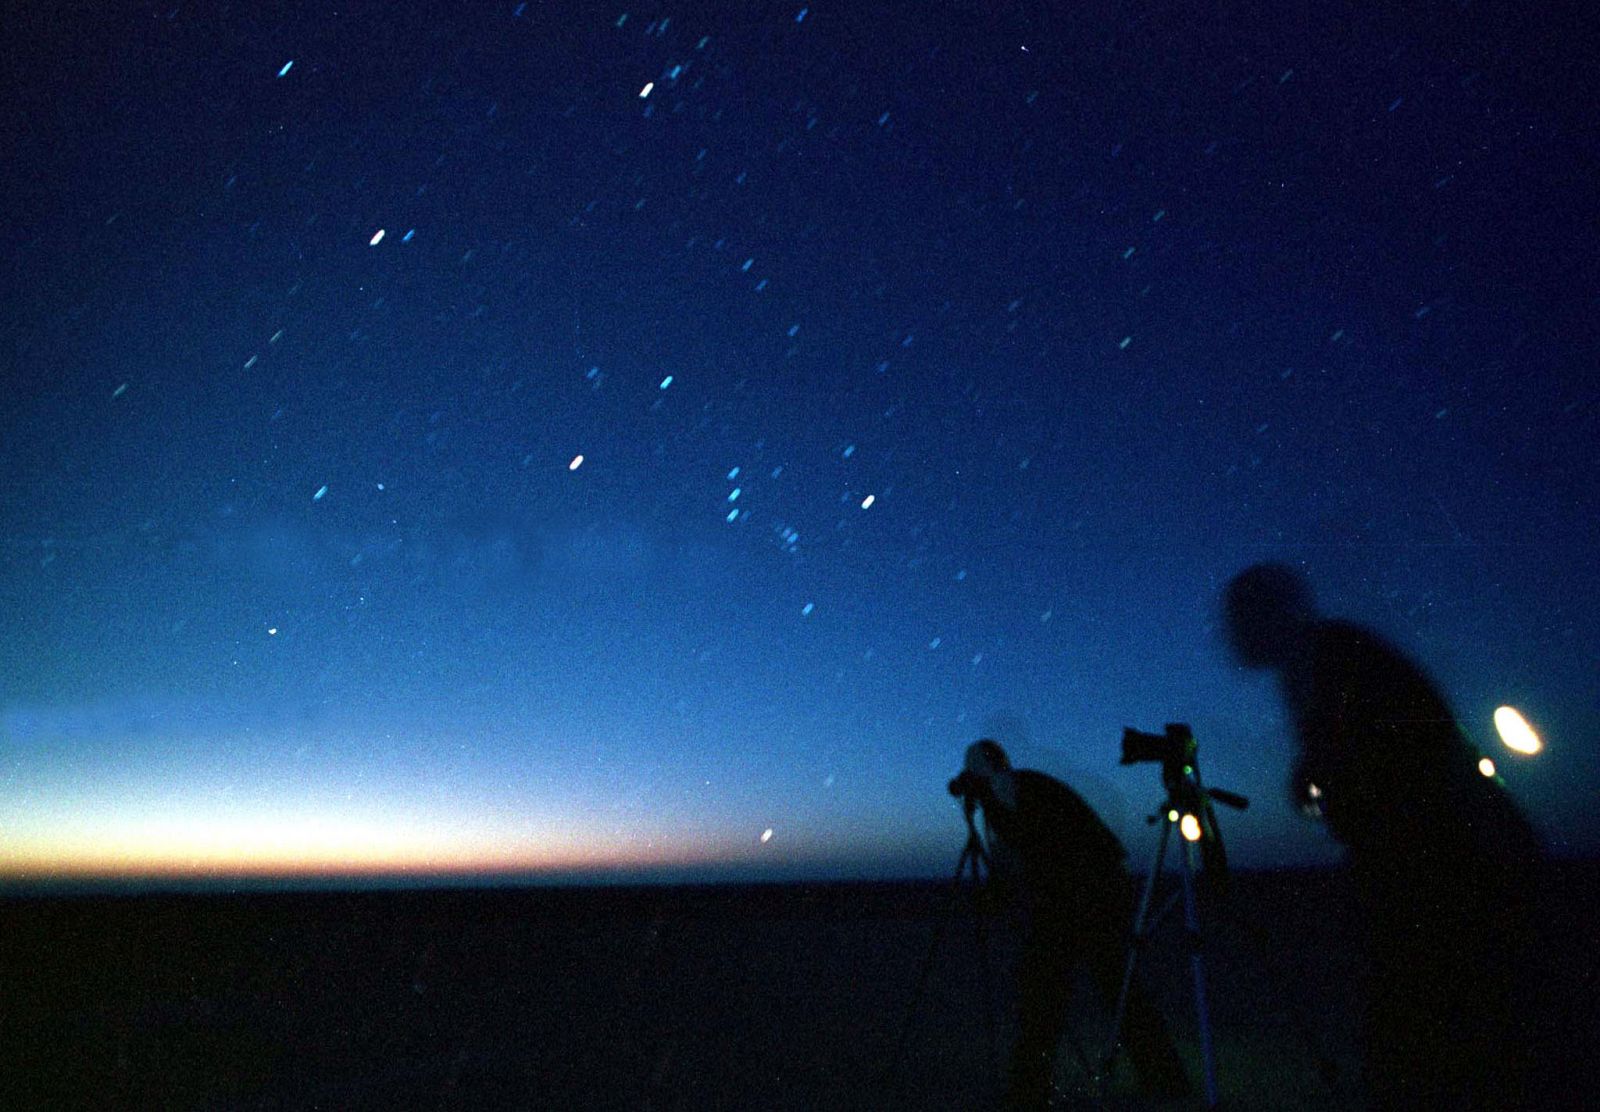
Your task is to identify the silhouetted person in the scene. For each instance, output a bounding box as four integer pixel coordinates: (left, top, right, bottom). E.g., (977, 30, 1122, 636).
(1223, 563, 1544, 1109)
(955, 740, 1189, 1109)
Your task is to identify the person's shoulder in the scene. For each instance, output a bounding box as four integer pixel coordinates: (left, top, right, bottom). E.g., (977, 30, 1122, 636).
(1014, 769, 1095, 816)
(1015, 768, 1073, 798)
(1015, 770, 1125, 857)
(1313, 618, 1380, 646)
(1311, 620, 1410, 667)
(1311, 619, 1449, 707)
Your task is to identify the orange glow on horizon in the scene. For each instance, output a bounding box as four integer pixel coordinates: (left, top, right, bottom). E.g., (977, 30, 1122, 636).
(0, 838, 746, 883)
(0, 809, 751, 884)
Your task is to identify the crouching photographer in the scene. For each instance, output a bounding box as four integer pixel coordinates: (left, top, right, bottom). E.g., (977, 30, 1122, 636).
(950, 740, 1190, 1109)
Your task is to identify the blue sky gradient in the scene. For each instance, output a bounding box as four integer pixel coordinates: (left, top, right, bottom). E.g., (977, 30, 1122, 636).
(4, 1, 1596, 886)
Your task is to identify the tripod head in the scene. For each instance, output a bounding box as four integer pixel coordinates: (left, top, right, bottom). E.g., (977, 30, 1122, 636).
(1121, 723, 1248, 808)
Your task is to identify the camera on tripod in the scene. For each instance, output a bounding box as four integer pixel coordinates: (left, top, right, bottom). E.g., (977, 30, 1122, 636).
(1121, 723, 1250, 813)
(1119, 722, 1248, 890)
(1121, 723, 1195, 774)
(1110, 724, 1249, 1108)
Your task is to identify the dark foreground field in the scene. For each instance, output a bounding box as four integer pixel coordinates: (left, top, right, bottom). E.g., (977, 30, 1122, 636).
(5, 864, 1596, 1110)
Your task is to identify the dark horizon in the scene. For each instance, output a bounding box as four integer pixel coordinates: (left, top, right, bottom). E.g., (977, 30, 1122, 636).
(15, 846, 1600, 901)
(8, 861, 1598, 1108)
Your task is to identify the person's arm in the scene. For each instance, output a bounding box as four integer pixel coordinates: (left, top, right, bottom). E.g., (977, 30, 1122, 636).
(1298, 631, 1424, 851)
(975, 807, 1027, 924)
(1290, 677, 1340, 818)
(1289, 637, 1358, 835)
(983, 819, 1021, 884)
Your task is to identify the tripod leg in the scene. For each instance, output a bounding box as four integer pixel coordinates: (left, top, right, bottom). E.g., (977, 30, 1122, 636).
(886, 842, 973, 1090)
(1104, 817, 1171, 1073)
(1179, 834, 1220, 1109)
(965, 843, 1003, 1078)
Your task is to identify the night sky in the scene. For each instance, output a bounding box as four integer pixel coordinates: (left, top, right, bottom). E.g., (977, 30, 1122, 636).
(4, 2, 1597, 887)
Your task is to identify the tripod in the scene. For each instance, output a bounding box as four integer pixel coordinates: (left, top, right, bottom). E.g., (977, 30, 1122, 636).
(1103, 759, 1246, 1110)
(885, 802, 1000, 1096)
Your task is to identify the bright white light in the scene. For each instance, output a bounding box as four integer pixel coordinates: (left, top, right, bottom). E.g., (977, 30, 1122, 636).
(759, 828, 773, 844)
(267, 627, 278, 636)
(640, 82, 654, 98)
(1180, 814, 1203, 842)
(1494, 706, 1543, 755)
(369, 229, 385, 246)
(568, 455, 584, 471)
(860, 494, 875, 509)
(1478, 757, 1497, 778)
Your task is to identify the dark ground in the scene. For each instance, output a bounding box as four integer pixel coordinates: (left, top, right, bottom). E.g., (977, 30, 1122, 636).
(4, 863, 1596, 1110)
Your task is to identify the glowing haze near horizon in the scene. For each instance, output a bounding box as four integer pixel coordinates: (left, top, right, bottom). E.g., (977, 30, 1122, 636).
(4, 3, 1598, 887)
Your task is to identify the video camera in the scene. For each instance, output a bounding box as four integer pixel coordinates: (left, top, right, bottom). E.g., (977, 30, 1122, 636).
(1121, 723, 1249, 812)
(1121, 722, 1195, 772)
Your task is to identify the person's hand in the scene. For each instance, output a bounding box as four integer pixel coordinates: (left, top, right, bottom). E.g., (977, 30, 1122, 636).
(1290, 762, 1325, 818)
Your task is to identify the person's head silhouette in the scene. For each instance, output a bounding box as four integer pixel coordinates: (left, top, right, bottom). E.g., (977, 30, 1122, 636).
(962, 738, 1019, 809)
(1223, 563, 1317, 670)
